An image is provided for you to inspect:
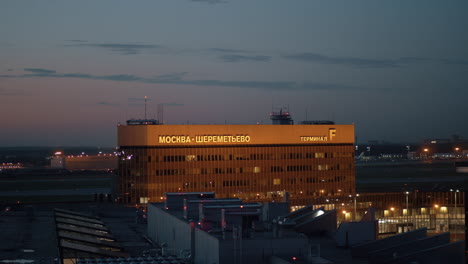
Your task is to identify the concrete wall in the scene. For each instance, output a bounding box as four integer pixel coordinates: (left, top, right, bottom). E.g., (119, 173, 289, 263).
(392, 240, 465, 264)
(194, 228, 219, 264)
(148, 203, 308, 264)
(335, 221, 376, 247)
(147, 204, 191, 255)
(351, 228, 427, 258)
(368, 232, 450, 264)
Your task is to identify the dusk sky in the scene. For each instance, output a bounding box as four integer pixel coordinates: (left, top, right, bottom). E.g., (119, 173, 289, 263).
(1, 0, 467, 147)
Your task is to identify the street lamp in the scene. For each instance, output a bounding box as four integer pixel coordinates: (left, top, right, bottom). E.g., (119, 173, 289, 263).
(450, 189, 460, 240)
(405, 191, 409, 232)
(349, 194, 359, 221)
(355, 194, 359, 221)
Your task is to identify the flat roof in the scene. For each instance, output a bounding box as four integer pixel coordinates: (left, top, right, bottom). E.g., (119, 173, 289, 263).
(118, 124, 354, 146)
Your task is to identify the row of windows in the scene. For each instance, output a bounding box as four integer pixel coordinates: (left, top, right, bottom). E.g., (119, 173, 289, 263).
(154, 164, 352, 176)
(171, 176, 349, 189)
(142, 152, 353, 163)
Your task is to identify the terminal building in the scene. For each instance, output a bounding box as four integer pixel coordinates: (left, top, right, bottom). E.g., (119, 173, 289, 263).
(117, 114, 355, 206)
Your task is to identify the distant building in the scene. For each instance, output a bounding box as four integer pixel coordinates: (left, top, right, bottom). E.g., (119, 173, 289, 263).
(117, 118, 355, 205)
(51, 152, 118, 170)
(417, 135, 468, 159)
(0, 162, 23, 170)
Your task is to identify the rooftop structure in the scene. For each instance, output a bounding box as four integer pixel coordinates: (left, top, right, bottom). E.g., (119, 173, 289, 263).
(147, 192, 465, 264)
(300, 120, 335, 125)
(269, 108, 294, 125)
(126, 119, 160, 126)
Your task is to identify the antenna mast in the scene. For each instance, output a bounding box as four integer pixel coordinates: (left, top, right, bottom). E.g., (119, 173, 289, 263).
(157, 103, 164, 124)
(144, 96, 148, 120)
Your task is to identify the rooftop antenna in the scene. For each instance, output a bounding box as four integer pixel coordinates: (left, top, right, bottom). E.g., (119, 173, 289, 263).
(144, 96, 148, 120)
(157, 104, 164, 124)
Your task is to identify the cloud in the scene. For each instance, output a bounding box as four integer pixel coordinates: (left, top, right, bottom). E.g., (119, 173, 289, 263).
(400, 57, 468, 66)
(220, 54, 271, 63)
(206, 47, 271, 63)
(65, 42, 162, 55)
(1, 67, 361, 92)
(151, 72, 188, 82)
(283, 52, 399, 68)
(24, 68, 57, 75)
(190, 0, 226, 4)
(64, 41, 273, 63)
(208, 48, 249, 53)
(283, 52, 468, 69)
(162, 102, 185, 107)
(65, 39, 88, 43)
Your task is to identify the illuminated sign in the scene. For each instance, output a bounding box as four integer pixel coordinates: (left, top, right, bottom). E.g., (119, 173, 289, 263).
(300, 128, 337, 142)
(159, 135, 251, 144)
(300, 136, 328, 142)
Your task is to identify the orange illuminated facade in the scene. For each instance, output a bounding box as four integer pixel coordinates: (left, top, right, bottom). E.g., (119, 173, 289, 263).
(117, 124, 355, 205)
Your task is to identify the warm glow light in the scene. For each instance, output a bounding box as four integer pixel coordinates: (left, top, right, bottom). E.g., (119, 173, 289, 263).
(390, 207, 395, 211)
(434, 204, 439, 208)
(423, 148, 429, 152)
(342, 210, 347, 214)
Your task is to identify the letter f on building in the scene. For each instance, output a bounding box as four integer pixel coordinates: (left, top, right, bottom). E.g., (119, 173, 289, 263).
(329, 128, 336, 141)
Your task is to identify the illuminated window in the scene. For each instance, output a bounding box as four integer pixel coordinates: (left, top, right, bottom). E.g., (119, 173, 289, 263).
(318, 164, 328, 171)
(315, 153, 325, 158)
(273, 178, 281, 185)
(186, 155, 197, 161)
(254, 166, 261, 173)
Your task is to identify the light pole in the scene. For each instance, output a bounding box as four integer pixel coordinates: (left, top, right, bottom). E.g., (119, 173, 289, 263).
(450, 189, 460, 240)
(354, 194, 359, 221)
(405, 191, 409, 232)
(349, 194, 359, 221)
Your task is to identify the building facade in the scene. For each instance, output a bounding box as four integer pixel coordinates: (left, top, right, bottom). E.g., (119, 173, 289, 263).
(118, 124, 355, 205)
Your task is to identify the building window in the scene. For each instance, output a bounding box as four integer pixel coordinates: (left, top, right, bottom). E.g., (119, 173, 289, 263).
(273, 178, 281, 185)
(318, 164, 328, 171)
(139, 197, 148, 204)
(186, 155, 197, 161)
(315, 153, 325, 158)
(254, 166, 261, 173)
